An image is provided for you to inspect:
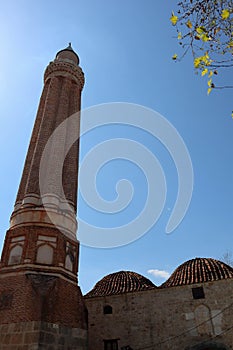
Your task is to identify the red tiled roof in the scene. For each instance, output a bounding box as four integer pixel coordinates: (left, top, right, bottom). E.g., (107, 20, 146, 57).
(85, 271, 156, 298)
(161, 258, 233, 288)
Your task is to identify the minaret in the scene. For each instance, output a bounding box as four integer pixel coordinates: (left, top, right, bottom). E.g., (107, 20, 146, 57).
(0, 44, 87, 349)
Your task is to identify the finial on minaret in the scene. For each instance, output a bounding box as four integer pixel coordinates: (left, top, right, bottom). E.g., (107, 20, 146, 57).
(56, 42, 80, 65)
(66, 42, 73, 50)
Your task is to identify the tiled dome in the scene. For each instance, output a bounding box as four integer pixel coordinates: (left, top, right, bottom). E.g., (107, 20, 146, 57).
(85, 271, 156, 297)
(162, 258, 233, 288)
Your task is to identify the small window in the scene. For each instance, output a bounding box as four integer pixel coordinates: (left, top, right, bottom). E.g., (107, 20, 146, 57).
(103, 305, 112, 314)
(104, 339, 118, 350)
(192, 286, 205, 299)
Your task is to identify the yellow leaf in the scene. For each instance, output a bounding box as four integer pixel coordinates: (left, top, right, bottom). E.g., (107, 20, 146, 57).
(186, 20, 192, 29)
(208, 71, 213, 77)
(201, 34, 212, 42)
(222, 9, 230, 20)
(177, 32, 182, 40)
(172, 54, 178, 60)
(194, 57, 202, 68)
(202, 52, 212, 66)
(170, 12, 178, 25)
(196, 27, 205, 34)
(207, 79, 212, 87)
(207, 87, 212, 95)
(201, 69, 208, 76)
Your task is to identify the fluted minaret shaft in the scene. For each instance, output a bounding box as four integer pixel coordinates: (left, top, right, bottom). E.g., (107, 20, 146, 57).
(10, 45, 84, 239)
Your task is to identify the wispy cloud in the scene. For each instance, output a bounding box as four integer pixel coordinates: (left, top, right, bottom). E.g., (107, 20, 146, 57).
(147, 269, 170, 279)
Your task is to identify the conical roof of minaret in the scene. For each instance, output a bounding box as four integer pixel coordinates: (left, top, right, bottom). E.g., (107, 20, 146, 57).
(56, 43, 80, 65)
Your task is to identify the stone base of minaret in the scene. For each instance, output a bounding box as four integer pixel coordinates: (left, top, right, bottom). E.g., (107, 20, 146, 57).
(0, 225, 87, 349)
(0, 321, 87, 350)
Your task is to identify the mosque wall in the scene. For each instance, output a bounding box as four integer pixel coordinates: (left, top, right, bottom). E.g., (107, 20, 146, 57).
(85, 278, 233, 350)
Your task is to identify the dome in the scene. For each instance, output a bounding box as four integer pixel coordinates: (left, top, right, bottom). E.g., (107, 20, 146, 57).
(56, 43, 80, 65)
(162, 258, 233, 288)
(85, 271, 156, 298)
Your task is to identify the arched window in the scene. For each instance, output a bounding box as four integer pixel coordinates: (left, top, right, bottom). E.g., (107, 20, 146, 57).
(8, 245, 23, 265)
(65, 254, 73, 271)
(103, 305, 112, 314)
(194, 304, 213, 336)
(36, 244, 53, 265)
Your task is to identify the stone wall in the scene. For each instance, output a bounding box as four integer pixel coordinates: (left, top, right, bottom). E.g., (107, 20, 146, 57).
(0, 321, 87, 350)
(85, 278, 233, 350)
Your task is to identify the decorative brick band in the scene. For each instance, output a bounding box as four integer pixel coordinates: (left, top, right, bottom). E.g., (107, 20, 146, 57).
(44, 60, 85, 89)
(14, 193, 76, 210)
(0, 267, 79, 285)
(10, 207, 77, 239)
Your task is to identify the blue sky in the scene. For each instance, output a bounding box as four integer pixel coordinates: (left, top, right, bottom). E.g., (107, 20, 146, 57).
(0, 1, 232, 294)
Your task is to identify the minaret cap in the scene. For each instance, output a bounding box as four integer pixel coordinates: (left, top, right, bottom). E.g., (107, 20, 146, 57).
(56, 43, 80, 65)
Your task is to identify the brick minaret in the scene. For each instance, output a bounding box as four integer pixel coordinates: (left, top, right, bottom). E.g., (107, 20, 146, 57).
(0, 44, 87, 349)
